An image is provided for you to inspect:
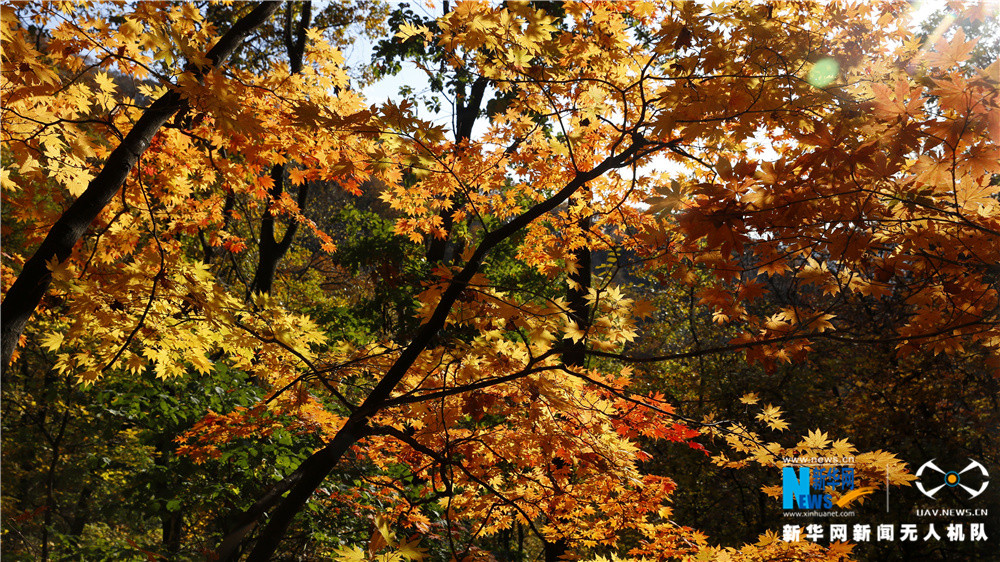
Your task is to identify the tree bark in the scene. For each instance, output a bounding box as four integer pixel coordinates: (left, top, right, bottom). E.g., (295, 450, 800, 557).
(563, 215, 592, 369)
(425, 75, 489, 264)
(68, 486, 92, 538)
(0, 2, 281, 371)
(248, 2, 312, 296)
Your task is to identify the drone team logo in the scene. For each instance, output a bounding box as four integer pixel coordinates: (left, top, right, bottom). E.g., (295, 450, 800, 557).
(915, 459, 990, 499)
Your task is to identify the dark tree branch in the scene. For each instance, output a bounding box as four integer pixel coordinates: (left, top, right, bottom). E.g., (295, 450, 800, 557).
(0, 2, 281, 370)
(225, 140, 653, 561)
(426, 75, 489, 264)
(248, 1, 312, 297)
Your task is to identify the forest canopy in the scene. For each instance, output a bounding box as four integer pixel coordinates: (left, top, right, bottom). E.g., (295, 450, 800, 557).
(1, 1, 998, 561)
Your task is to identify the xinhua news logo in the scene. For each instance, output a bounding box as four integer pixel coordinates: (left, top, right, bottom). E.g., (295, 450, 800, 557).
(915, 459, 990, 500)
(783, 462, 855, 510)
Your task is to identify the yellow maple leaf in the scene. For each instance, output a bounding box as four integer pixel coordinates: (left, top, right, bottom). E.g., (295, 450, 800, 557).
(395, 22, 431, 42)
(756, 404, 789, 432)
(563, 321, 586, 343)
(828, 438, 856, 458)
(95, 71, 118, 94)
(333, 545, 367, 562)
(0, 168, 13, 192)
(41, 331, 65, 352)
(827, 540, 856, 557)
(396, 539, 428, 561)
(799, 429, 830, 450)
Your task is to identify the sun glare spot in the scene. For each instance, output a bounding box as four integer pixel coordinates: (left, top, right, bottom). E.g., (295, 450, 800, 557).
(807, 57, 840, 88)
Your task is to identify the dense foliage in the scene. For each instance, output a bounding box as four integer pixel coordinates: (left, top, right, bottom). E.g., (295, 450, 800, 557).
(2, 1, 998, 561)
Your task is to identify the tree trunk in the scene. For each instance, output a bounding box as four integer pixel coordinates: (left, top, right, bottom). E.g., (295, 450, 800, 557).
(544, 214, 591, 562)
(217, 149, 640, 560)
(0, 2, 281, 371)
(68, 486, 92, 538)
(248, 2, 312, 296)
(425, 75, 488, 265)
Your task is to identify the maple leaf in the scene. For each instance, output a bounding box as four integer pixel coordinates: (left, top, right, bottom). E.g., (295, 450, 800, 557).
(94, 71, 118, 94)
(756, 405, 788, 432)
(928, 27, 977, 68)
(395, 22, 431, 43)
(563, 321, 586, 344)
(41, 331, 65, 352)
(828, 439, 856, 458)
(334, 545, 367, 562)
(798, 429, 831, 450)
(396, 539, 428, 561)
(631, 298, 656, 318)
(827, 541, 856, 558)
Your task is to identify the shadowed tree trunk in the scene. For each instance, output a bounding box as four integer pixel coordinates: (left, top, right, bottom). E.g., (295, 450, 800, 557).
(425, 76, 488, 265)
(545, 211, 592, 562)
(0, 2, 281, 371)
(249, 1, 312, 296)
(215, 148, 646, 562)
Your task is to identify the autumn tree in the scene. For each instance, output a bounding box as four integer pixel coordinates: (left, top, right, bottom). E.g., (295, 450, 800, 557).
(2, 1, 998, 561)
(2, 1, 383, 558)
